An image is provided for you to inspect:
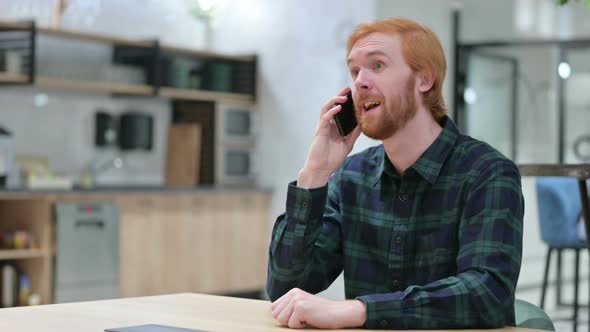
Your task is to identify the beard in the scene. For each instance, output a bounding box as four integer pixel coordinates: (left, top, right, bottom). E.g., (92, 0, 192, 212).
(356, 77, 417, 140)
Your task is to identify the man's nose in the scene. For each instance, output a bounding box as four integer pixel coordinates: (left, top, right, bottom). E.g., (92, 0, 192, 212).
(354, 70, 372, 90)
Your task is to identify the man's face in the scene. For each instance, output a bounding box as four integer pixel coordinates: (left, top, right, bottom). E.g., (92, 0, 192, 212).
(347, 32, 418, 140)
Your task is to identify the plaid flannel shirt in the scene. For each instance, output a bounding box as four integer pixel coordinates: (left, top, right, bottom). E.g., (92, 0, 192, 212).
(267, 117, 524, 329)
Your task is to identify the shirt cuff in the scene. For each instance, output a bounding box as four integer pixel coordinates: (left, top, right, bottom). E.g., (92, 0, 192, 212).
(356, 292, 409, 330)
(285, 180, 328, 223)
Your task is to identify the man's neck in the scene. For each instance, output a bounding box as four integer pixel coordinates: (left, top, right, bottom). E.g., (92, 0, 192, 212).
(382, 107, 443, 175)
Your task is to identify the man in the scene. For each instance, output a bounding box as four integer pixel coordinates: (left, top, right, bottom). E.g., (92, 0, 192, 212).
(267, 17, 524, 330)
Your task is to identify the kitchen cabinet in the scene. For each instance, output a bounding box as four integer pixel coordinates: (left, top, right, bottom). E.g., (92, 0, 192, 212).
(118, 192, 270, 296)
(0, 189, 271, 305)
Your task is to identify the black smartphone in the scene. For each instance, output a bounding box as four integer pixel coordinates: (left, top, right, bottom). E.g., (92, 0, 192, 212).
(333, 91, 358, 136)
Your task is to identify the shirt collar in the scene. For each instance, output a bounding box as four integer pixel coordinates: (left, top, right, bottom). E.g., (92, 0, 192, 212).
(371, 116, 460, 186)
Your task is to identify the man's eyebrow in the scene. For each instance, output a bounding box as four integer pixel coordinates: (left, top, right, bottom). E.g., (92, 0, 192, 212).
(347, 50, 390, 65)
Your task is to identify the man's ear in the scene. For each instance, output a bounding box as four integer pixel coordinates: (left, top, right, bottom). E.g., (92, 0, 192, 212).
(417, 69, 435, 93)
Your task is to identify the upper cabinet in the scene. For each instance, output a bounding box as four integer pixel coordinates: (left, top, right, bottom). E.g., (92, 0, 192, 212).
(0, 21, 257, 105)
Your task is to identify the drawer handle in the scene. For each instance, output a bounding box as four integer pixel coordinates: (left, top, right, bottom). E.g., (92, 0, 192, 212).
(75, 219, 105, 229)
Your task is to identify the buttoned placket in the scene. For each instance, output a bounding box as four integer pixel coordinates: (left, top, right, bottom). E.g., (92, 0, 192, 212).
(389, 176, 412, 292)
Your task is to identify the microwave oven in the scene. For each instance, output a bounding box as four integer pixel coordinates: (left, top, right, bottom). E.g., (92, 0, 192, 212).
(215, 143, 256, 186)
(215, 104, 257, 186)
(215, 103, 256, 145)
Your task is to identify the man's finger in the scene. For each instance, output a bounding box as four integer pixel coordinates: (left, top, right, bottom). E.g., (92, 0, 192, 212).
(287, 304, 307, 329)
(271, 288, 293, 311)
(276, 298, 295, 326)
(271, 295, 291, 319)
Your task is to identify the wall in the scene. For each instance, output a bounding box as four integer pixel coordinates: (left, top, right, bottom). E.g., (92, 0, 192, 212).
(210, 0, 378, 220)
(0, 0, 213, 185)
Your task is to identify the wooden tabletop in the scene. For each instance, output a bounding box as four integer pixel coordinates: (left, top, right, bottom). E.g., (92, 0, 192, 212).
(0, 293, 546, 332)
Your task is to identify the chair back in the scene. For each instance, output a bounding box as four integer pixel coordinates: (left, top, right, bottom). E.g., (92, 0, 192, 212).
(535, 177, 586, 248)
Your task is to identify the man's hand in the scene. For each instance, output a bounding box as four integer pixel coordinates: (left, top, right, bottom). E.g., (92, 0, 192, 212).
(297, 87, 362, 189)
(270, 288, 366, 329)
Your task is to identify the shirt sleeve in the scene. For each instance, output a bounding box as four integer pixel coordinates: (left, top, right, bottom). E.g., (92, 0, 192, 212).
(357, 160, 524, 329)
(266, 173, 344, 302)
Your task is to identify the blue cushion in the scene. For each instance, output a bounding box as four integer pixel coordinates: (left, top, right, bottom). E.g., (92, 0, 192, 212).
(536, 177, 587, 248)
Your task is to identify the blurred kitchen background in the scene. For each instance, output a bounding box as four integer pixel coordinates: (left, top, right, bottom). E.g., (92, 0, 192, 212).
(0, 0, 588, 331)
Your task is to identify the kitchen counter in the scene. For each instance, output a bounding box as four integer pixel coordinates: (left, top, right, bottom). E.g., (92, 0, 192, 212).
(0, 185, 272, 198)
(0, 186, 273, 302)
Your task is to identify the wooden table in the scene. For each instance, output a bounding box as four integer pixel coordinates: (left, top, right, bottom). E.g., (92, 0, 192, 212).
(518, 164, 590, 246)
(0, 293, 546, 332)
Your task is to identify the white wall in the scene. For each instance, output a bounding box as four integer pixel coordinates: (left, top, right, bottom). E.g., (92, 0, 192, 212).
(210, 0, 378, 222)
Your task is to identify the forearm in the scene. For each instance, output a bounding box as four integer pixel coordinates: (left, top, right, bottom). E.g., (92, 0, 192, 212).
(266, 181, 342, 301)
(357, 268, 516, 329)
(297, 167, 332, 189)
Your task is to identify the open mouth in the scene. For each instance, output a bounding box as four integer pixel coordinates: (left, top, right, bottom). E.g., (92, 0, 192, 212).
(363, 101, 381, 113)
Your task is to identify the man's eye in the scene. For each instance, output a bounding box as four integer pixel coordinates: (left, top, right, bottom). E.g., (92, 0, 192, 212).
(373, 62, 383, 70)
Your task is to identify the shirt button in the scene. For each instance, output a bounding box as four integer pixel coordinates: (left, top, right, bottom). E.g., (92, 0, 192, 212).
(395, 236, 402, 244)
(302, 201, 308, 208)
(392, 279, 400, 287)
(399, 194, 409, 202)
(380, 320, 389, 328)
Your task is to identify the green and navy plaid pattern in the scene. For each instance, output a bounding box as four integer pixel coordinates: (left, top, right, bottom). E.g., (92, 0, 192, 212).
(267, 117, 524, 330)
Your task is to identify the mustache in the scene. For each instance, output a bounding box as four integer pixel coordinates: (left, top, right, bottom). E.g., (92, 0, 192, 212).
(354, 94, 383, 103)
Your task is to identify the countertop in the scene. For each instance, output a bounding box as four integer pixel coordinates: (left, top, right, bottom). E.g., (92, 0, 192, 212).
(0, 185, 272, 198)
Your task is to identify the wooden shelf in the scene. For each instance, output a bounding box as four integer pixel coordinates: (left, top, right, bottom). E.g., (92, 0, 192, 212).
(160, 45, 256, 62)
(0, 72, 30, 83)
(159, 87, 255, 105)
(0, 249, 46, 260)
(0, 21, 33, 30)
(36, 77, 154, 95)
(0, 21, 257, 103)
(38, 27, 153, 48)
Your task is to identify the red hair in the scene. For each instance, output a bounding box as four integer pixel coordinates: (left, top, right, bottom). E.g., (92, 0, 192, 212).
(347, 17, 447, 122)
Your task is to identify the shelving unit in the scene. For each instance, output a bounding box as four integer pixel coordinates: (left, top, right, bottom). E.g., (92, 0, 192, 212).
(0, 20, 257, 105)
(0, 72, 29, 83)
(36, 77, 154, 96)
(0, 199, 53, 306)
(0, 249, 47, 260)
(159, 87, 253, 105)
(38, 27, 154, 48)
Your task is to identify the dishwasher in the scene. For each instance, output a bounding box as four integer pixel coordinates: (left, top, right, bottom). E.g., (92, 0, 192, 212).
(54, 202, 119, 303)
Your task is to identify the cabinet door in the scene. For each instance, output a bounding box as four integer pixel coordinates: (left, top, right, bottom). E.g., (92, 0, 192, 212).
(118, 195, 159, 297)
(118, 193, 271, 297)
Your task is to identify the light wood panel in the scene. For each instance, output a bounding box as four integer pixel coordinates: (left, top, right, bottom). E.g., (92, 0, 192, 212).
(0, 72, 29, 83)
(0, 249, 45, 260)
(36, 77, 154, 95)
(0, 293, 545, 332)
(38, 27, 153, 48)
(0, 22, 32, 29)
(161, 45, 256, 62)
(159, 87, 254, 105)
(118, 192, 271, 297)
